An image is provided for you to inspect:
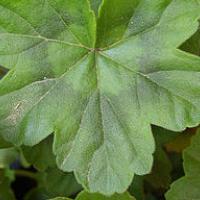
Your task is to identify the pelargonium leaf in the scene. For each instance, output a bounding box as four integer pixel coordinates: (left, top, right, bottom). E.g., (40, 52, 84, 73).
(49, 191, 136, 200)
(22, 136, 56, 171)
(96, 0, 140, 47)
(0, 134, 13, 148)
(42, 168, 82, 198)
(76, 191, 136, 200)
(129, 127, 180, 199)
(0, 147, 18, 168)
(0, 0, 200, 195)
(49, 198, 72, 200)
(144, 127, 175, 190)
(0, 169, 16, 200)
(25, 188, 51, 200)
(24, 169, 81, 200)
(165, 129, 200, 200)
(180, 23, 200, 56)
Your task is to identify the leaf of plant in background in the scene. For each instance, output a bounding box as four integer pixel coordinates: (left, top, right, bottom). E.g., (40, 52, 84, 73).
(128, 175, 145, 200)
(165, 128, 195, 153)
(75, 191, 136, 200)
(22, 136, 56, 171)
(0, 169, 16, 200)
(24, 188, 49, 200)
(129, 126, 181, 200)
(49, 191, 136, 200)
(0, 65, 8, 79)
(0, 147, 19, 168)
(0, 134, 13, 149)
(0, 0, 200, 197)
(180, 25, 200, 56)
(144, 128, 174, 190)
(49, 198, 71, 200)
(41, 168, 82, 198)
(165, 129, 200, 200)
(24, 168, 82, 200)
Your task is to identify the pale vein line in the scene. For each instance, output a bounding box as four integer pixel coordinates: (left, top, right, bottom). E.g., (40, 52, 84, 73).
(46, 0, 83, 46)
(0, 33, 90, 49)
(0, 4, 41, 36)
(60, 91, 96, 169)
(99, 51, 199, 109)
(99, 52, 136, 73)
(138, 72, 198, 109)
(102, 4, 200, 50)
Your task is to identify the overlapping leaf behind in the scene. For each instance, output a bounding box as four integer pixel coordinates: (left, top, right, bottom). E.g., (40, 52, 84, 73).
(166, 129, 200, 200)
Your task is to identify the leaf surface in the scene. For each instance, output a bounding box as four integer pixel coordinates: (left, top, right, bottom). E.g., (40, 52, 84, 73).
(0, 0, 200, 195)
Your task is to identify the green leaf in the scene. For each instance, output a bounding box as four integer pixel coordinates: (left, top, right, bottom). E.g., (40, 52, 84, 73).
(76, 191, 136, 200)
(25, 188, 50, 200)
(165, 129, 194, 153)
(125, 0, 172, 37)
(129, 127, 180, 199)
(0, 169, 15, 200)
(144, 127, 180, 190)
(0, 0, 200, 195)
(145, 146, 172, 189)
(49, 191, 136, 200)
(128, 175, 145, 200)
(22, 136, 56, 171)
(0, 148, 18, 168)
(41, 168, 82, 198)
(165, 129, 200, 200)
(25, 168, 81, 199)
(180, 24, 200, 56)
(0, 135, 13, 148)
(20, 168, 81, 199)
(96, 0, 139, 47)
(49, 198, 72, 200)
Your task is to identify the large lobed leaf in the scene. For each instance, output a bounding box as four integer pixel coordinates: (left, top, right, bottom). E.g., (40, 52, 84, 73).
(165, 128, 200, 200)
(0, 0, 200, 195)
